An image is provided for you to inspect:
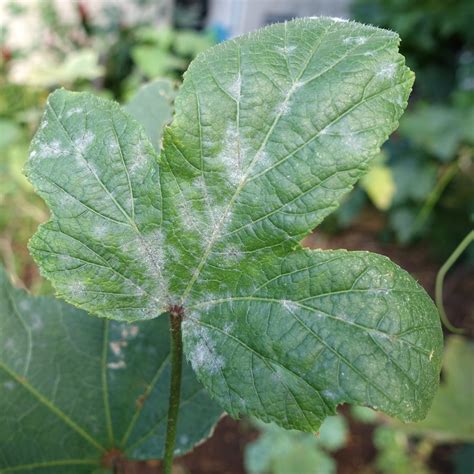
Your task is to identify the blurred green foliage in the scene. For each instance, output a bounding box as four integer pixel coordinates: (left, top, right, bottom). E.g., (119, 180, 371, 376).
(0, 82, 48, 291)
(338, 0, 474, 257)
(244, 415, 348, 474)
(373, 425, 431, 474)
(126, 26, 215, 98)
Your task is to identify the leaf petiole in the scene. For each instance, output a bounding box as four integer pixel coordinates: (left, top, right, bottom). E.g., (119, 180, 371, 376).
(163, 306, 184, 474)
(435, 230, 473, 333)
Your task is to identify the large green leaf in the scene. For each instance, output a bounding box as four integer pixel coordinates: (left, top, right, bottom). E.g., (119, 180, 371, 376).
(26, 17, 443, 432)
(183, 250, 442, 429)
(0, 267, 222, 471)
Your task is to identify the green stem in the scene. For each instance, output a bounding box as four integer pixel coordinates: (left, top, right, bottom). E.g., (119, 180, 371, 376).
(435, 230, 473, 333)
(163, 309, 183, 474)
(414, 161, 458, 232)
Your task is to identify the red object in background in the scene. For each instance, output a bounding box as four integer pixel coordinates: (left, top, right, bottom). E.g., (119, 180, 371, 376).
(77, 1, 89, 22)
(1, 47, 12, 63)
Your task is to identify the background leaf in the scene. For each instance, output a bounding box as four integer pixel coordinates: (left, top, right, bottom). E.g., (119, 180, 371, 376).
(360, 159, 396, 210)
(244, 415, 347, 474)
(0, 266, 222, 471)
(124, 79, 176, 152)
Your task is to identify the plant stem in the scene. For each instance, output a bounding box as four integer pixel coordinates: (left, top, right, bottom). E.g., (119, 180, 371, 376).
(414, 161, 458, 232)
(435, 230, 473, 333)
(163, 308, 183, 474)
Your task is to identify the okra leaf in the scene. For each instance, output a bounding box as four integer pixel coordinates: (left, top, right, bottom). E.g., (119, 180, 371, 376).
(26, 17, 443, 432)
(0, 267, 222, 471)
(183, 249, 442, 430)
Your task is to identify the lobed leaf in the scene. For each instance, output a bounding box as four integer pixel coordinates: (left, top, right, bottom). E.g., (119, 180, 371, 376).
(25, 89, 168, 321)
(183, 250, 442, 430)
(0, 267, 222, 471)
(26, 17, 443, 432)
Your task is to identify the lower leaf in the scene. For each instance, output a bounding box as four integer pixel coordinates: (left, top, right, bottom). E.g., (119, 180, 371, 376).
(182, 249, 443, 431)
(0, 267, 222, 471)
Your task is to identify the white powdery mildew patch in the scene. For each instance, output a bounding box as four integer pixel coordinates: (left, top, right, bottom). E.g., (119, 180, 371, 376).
(341, 132, 367, 154)
(39, 119, 49, 131)
(127, 229, 164, 272)
(318, 125, 330, 137)
(321, 388, 343, 402)
(271, 365, 294, 389)
(129, 142, 149, 177)
(277, 101, 290, 116)
(35, 140, 64, 160)
(191, 175, 220, 230)
(281, 299, 299, 311)
(367, 288, 391, 297)
(66, 107, 83, 118)
(208, 201, 229, 234)
(192, 293, 217, 312)
(275, 80, 301, 118)
(218, 122, 244, 186)
(142, 229, 165, 265)
(223, 322, 234, 334)
(56, 254, 79, 268)
(67, 281, 86, 299)
(251, 149, 272, 176)
(361, 268, 395, 289)
(215, 245, 244, 265)
(166, 245, 180, 262)
(276, 44, 296, 55)
(128, 229, 169, 299)
(184, 320, 225, 376)
(228, 73, 241, 101)
(343, 36, 367, 46)
(377, 63, 397, 80)
(105, 135, 119, 155)
(74, 130, 95, 155)
(92, 223, 113, 240)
